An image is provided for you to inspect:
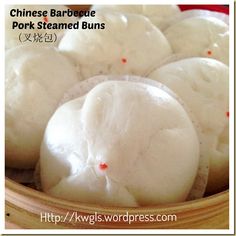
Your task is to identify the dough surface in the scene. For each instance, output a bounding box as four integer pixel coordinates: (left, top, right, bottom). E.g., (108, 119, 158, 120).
(92, 5, 181, 30)
(164, 17, 229, 65)
(59, 11, 172, 80)
(6, 45, 78, 169)
(148, 58, 229, 193)
(40, 79, 200, 207)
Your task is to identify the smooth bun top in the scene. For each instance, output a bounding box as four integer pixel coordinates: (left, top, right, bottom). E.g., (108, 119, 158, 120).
(164, 17, 229, 65)
(92, 5, 181, 30)
(5, 45, 78, 168)
(40, 79, 199, 207)
(148, 57, 229, 193)
(59, 11, 172, 80)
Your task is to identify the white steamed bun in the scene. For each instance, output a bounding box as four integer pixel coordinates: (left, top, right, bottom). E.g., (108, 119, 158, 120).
(164, 17, 229, 65)
(40, 78, 200, 207)
(6, 45, 78, 169)
(58, 11, 172, 80)
(148, 58, 229, 193)
(92, 5, 181, 30)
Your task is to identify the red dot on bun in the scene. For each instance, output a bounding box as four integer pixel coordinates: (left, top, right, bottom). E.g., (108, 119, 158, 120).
(121, 58, 127, 64)
(207, 50, 212, 56)
(43, 16, 48, 23)
(99, 163, 108, 170)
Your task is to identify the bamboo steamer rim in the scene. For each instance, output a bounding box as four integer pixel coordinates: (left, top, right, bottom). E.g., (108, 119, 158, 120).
(6, 177, 229, 213)
(5, 178, 229, 229)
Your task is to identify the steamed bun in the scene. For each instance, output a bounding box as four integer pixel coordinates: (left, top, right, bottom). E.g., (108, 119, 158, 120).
(5, 5, 77, 50)
(164, 17, 229, 65)
(6, 45, 78, 169)
(148, 58, 229, 193)
(40, 79, 200, 207)
(59, 11, 172, 80)
(92, 5, 181, 30)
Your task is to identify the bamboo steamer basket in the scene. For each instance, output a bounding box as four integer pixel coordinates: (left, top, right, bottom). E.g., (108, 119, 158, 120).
(5, 178, 229, 229)
(5, 4, 229, 230)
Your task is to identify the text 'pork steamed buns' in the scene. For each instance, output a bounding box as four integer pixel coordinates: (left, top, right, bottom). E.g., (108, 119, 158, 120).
(59, 11, 172, 80)
(92, 5, 181, 30)
(6, 45, 79, 169)
(148, 58, 229, 194)
(164, 17, 229, 65)
(40, 78, 200, 207)
(5, 5, 77, 50)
